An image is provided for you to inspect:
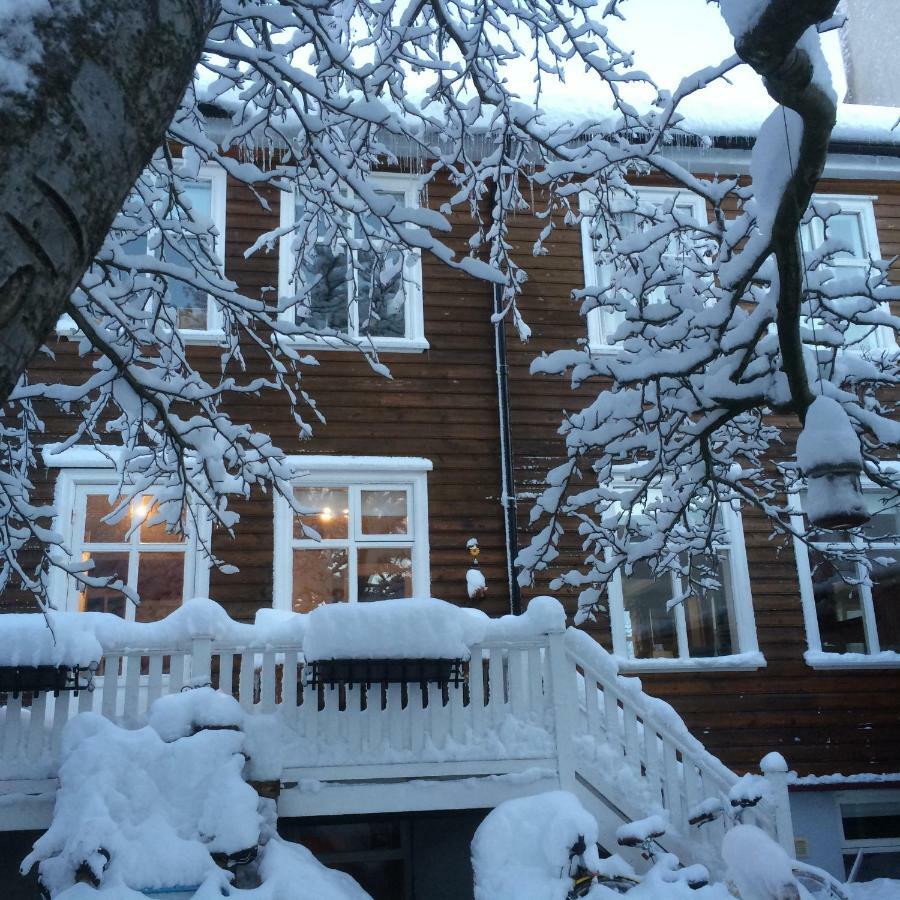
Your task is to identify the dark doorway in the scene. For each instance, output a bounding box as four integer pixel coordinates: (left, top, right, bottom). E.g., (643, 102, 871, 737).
(279, 809, 488, 900)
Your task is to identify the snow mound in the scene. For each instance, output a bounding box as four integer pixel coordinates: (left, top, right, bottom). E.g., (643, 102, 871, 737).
(303, 597, 486, 661)
(0, 612, 102, 668)
(148, 687, 245, 742)
(722, 824, 799, 900)
(472, 791, 603, 900)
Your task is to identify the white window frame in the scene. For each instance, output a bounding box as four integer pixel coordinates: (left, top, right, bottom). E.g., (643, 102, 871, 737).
(581, 186, 708, 352)
(799, 193, 895, 354)
(790, 474, 900, 668)
(604, 488, 760, 672)
(837, 789, 900, 879)
(277, 172, 428, 352)
(43, 446, 211, 617)
(273, 456, 432, 610)
(57, 163, 228, 344)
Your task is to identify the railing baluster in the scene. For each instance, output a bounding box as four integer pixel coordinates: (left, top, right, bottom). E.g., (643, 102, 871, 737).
(508, 648, 528, 719)
(408, 684, 425, 755)
(123, 652, 141, 722)
(147, 653, 164, 709)
(488, 648, 506, 726)
(623, 706, 640, 773)
(603, 688, 622, 755)
(387, 683, 405, 750)
(218, 652, 235, 696)
(169, 652, 185, 693)
(527, 645, 544, 718)
(584, 677, 602, 742)
(239, 652, 255, 708)
(49, 690, 70, 761)
(365, 683, 382, 752)
(662, 742, 684, 827)
(102, 654, 121, 720)
(3, 694, 23, 759)
(26, 692, 47, 758)
(281, 651, 298, 722)
(428, 682, 448, 750)
(448, 680, 466, 744)
(468, 647, 486, 736)
(260, 650, 277, 713)
(644, 725, 664, 808)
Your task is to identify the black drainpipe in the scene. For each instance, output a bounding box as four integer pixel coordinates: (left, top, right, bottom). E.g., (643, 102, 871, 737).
(492, 279, 522, 615)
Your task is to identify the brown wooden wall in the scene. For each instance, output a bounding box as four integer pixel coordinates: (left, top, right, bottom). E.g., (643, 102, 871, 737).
(506, 175, 900, 776)
(7, 165, 900, 778)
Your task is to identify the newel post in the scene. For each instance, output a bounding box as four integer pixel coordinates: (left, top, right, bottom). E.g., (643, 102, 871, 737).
(761, 752, 796, 857)
(547, 628, 578, 791)
(190, 636, 213, 689)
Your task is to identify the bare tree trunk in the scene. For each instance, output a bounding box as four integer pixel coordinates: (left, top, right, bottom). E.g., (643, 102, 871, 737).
(0, 0, 216, 403)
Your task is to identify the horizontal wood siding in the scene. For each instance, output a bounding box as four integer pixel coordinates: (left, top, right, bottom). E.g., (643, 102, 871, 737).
(5, 169, 900, 776)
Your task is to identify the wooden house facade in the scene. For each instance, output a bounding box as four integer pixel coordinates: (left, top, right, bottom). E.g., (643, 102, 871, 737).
(2, 134, 900, 891)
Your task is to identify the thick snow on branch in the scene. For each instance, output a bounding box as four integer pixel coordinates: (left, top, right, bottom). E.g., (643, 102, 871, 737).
(1, 0, 898, 618)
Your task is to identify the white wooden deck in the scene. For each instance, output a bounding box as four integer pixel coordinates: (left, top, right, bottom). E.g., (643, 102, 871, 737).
(0, 615, 794, 869)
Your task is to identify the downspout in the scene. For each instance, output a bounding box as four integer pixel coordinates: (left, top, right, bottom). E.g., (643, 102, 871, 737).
(492, 280, 522, 615)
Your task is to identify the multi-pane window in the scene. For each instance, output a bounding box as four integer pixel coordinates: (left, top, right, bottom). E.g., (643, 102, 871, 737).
(606, 500, 758, 666)
(581, 187, 708, 348)
(58, 165, 227, 337)
(273, 458, 431, 612)
(278, 173, 426, 349)
(799, 195, 892, 352)
(44, 459, 211, 621)
(794, 488, 900, 657)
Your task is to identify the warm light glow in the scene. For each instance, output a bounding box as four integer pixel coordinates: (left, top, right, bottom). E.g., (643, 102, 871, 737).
(132, 496, 152, 521)
(320, 506, 333, 522)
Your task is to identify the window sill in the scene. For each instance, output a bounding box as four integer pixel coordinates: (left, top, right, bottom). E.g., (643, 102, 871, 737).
(56, 323, 226, 347)
(280, 336, 430, 354)
(805, 649, 900, 670)
(615, 651, 766, 674)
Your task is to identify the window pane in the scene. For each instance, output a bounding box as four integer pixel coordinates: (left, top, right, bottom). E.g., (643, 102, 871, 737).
(293, 549, 348, 611)
(360, 490, 408, 535)
(620, 561, 677, 659)
(843, 851, 900, 881)
(294, 487, 349, 540)
(83, 494, 131, 545)
(871, 556, 900, 652)
(297, 245, 350, 332)
(863, 494, 900, 541)
(810, 552, 867, 653)
(167, 181, 213, 330)
(356, 248, 407, 338)
(843, 802, 900, 840)
(826, 212, 865, 259)
(80, 552, 129, 616)
(683, 555, 737, 657)
(135, 553, 185, 622)
(137, 497, 184, 544)
(357, 548, 412, 601)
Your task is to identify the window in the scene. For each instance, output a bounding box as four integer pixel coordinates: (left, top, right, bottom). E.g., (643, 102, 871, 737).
(581, 187, 708, 349)
(792, 485, 900, 661)
(606, 497, 759, 669)
(278, 173, 427, 351)
(273, 457, 431, 611)
(799, 194, 894, 352)
(44, 450, 211, 620)
(58, 164, 227, 340)
(838, 791, 900, 880)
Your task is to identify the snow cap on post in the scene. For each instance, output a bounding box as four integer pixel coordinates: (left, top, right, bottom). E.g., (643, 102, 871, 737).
(796, 396, 869, 530)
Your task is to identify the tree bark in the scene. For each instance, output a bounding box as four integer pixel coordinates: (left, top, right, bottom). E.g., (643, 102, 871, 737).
(736, 0, 840, 421)
(0, 0, 216, 403)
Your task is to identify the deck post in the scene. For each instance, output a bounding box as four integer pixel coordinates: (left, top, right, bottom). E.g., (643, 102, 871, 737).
(190, 636, 213, 689)
(761, 752, 796, 857)
(547, 629, 578, 791)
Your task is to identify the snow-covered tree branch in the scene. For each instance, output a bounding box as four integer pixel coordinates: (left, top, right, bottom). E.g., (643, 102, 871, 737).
(0, 0, 897, 617)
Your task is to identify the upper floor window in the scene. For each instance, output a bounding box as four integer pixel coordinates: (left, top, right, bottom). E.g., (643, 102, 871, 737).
(278, 173, 427, 351)
(799, 194, 894, 353)
(44, 450, 211, 620)
(605, 494, 760, 670)
(581, 186, 708, 350)
(838, 791, 900, 881)
(58, 164, 227, 340)
(792, 484, 900, 663)
(273, 456, 431, 611)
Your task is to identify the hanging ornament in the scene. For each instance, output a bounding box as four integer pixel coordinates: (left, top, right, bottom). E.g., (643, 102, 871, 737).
(796, 396, 869, 530)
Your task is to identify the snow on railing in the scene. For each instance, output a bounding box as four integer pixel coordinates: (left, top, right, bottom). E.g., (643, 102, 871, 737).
(561, 628, 791, 855)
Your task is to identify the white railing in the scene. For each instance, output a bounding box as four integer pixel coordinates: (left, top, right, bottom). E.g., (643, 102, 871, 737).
(0, 608, 793, 858)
